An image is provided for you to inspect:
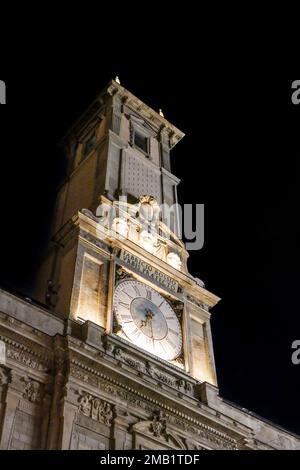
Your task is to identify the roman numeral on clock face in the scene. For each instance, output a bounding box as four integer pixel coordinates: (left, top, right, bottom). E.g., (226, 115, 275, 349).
(120, 314, 132, 321)
(131, 327, 141, 339)
(133, 285, 141, 296)
(169, 328, 179, 336)
(118, 301, 130, 309)
(122, 290, 134, 300)
(165, 337, 176, 349)
(146, 290, 152, 300)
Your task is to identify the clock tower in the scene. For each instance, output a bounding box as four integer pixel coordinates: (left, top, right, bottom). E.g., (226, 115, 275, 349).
(34, 78, 219, 386)
(2, 78, 292, 450)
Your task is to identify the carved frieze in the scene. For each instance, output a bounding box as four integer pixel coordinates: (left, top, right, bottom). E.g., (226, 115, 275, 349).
(78, 392, 113, 425)
(69, 360, 237, 450)
(70, 363, 155, 415)
(114, 348, 146, 372)
(103, 342, 193, 396)
(6, 347, 49, 372)
(0, 332, 51, 373)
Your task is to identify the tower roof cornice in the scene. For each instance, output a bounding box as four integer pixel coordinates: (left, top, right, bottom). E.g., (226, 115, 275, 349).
(104, 79, 185, 148)
(63, 79, 185, 149)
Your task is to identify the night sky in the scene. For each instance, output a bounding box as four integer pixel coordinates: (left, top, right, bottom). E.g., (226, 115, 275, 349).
(0, 32, 299, 437)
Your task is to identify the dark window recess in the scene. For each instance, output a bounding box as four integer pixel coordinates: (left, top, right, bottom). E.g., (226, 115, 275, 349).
(83, 133, 96, 157)
(134, 131, 148, 153)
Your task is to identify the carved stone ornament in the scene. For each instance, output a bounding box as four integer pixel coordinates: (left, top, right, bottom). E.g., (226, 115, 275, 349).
(78, 392, 113, 425)
(114, 348, 145, 372)
(23, 378, 43, 404)
(115, 266, 133, 284)
(137, 196, 160, 227)
(150, 410, 168, 438)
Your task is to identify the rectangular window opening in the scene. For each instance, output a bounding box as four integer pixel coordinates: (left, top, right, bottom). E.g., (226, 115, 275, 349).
(134, 130, 148, 154)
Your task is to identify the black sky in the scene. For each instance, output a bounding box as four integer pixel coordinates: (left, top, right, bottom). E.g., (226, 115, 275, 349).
(0, 21, 299, 437)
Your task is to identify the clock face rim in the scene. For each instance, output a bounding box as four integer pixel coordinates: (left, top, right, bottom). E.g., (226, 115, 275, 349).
(113, 279, 182, 361)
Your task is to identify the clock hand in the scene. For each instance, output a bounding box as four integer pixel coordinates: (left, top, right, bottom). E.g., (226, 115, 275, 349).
(149, 317, 155, 348)
(141, 308, 154, 328)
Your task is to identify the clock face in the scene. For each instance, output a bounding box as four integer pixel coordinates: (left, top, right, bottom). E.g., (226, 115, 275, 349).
(113, 280, 182, 361)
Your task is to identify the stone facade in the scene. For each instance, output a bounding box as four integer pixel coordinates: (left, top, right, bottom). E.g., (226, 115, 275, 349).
(0, 80, 299, 450)
(0, 294, 299, 450)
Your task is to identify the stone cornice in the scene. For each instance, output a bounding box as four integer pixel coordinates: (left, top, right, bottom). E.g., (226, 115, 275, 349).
(106, 80, 185, 149)
(0, 289, 64, 337)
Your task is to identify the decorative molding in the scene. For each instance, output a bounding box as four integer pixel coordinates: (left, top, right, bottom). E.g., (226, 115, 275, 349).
(168, 414, 238, 450)
(6, 347, 49, 372)
(0, 319, 53, 349)
(0, 332, 51, 372)
(79, 227, 110, 253)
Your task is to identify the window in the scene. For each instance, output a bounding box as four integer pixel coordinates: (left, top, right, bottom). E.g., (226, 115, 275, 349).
(82, 132, 96, 158)
(134, 130, 148, 154)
